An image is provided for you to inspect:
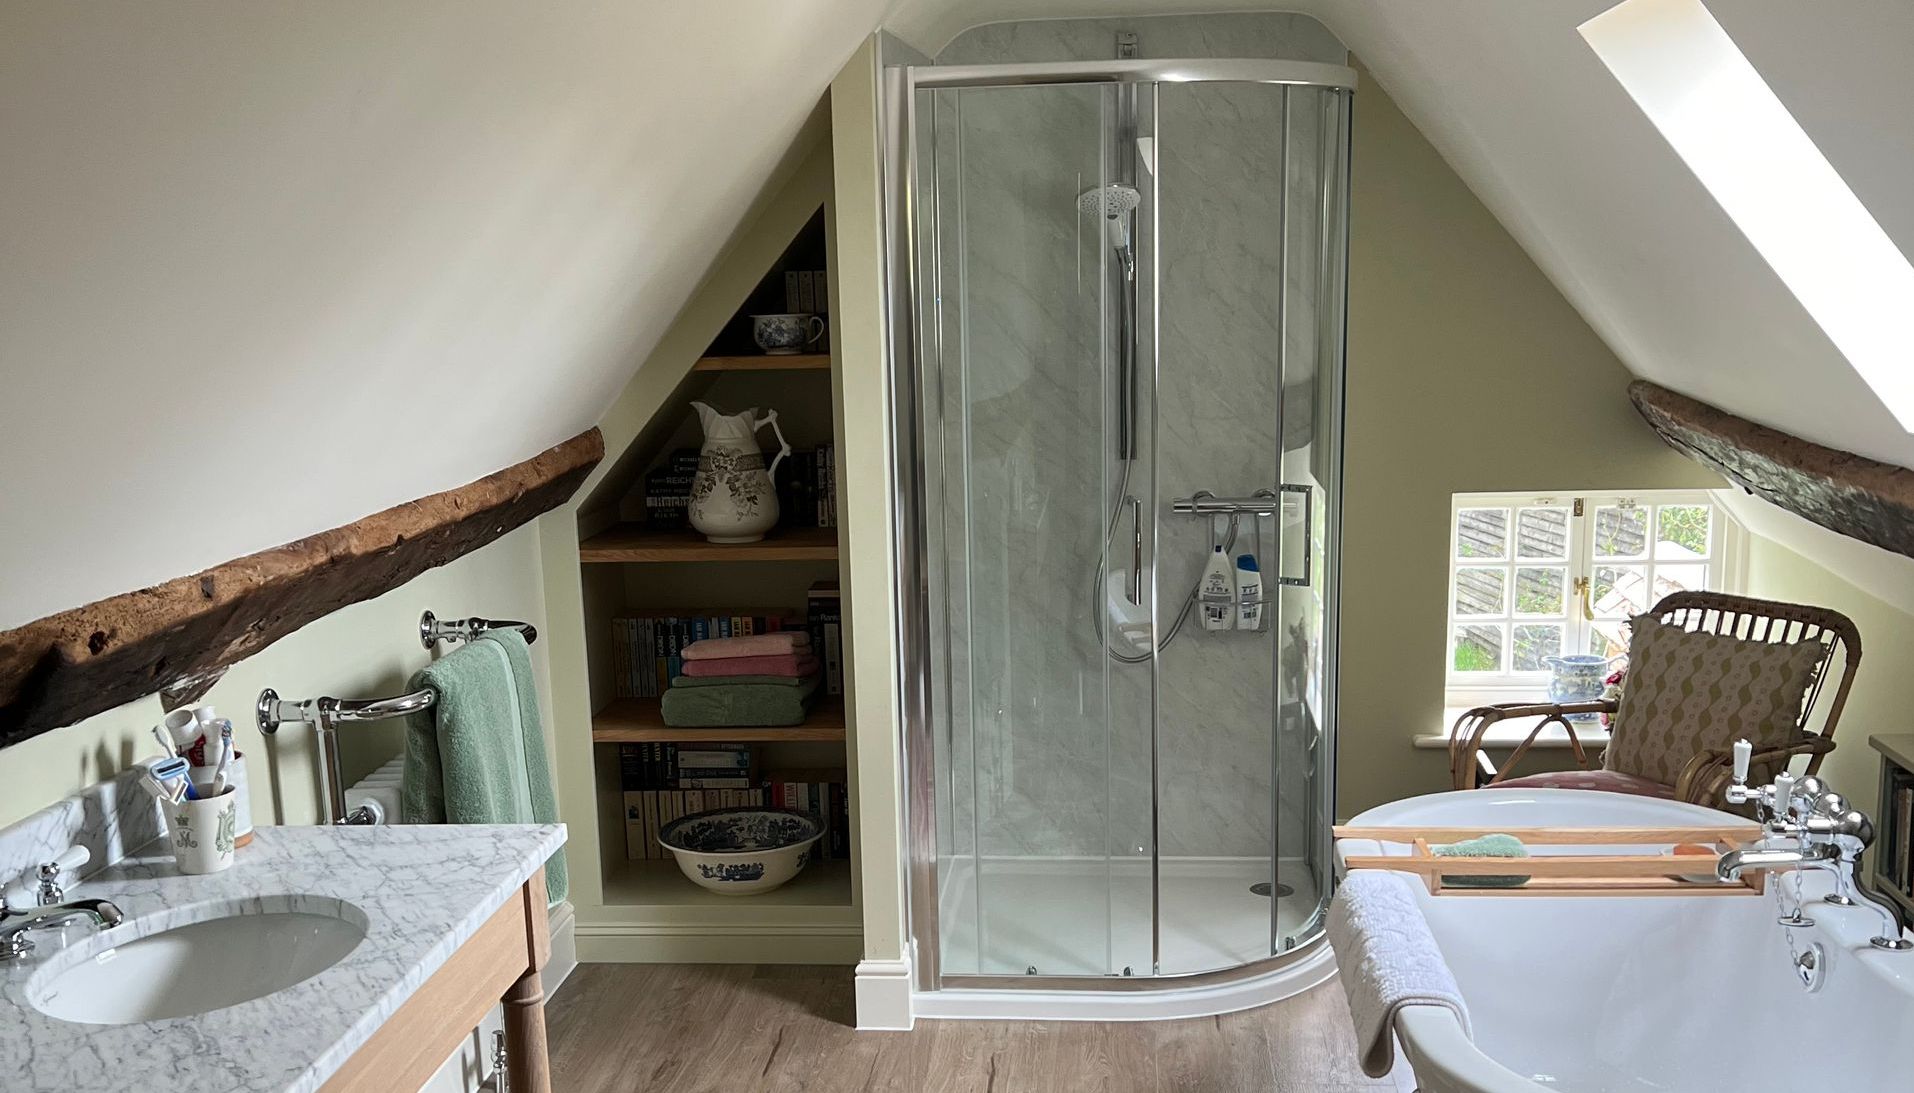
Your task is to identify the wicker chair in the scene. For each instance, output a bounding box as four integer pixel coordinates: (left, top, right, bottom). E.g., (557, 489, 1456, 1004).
(1448, 591, 1861, 806)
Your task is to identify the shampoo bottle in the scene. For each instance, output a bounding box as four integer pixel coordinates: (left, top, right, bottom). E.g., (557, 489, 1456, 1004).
(1236, 553, 1263, 631)
(1199, 545, 1235, 631)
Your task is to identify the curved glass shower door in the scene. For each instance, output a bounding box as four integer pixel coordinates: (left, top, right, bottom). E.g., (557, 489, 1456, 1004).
(916, 79, 1148, 977)
(910, 68, 1350, 984)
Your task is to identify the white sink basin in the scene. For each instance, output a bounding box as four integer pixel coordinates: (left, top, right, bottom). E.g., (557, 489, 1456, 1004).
(29, 899, 367, 1025)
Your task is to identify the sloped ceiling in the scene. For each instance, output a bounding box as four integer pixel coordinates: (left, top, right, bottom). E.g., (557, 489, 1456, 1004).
(888, 0, 1914, 598)
(0, 0, 886, 629)
(8, 1, 1910, 630)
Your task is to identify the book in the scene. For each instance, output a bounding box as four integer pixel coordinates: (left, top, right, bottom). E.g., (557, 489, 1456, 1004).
(809, 581, 843, 696)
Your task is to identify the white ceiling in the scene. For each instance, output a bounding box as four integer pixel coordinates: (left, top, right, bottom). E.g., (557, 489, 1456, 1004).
(0, 0, 886, 629)
(5, 1, 1909, 628)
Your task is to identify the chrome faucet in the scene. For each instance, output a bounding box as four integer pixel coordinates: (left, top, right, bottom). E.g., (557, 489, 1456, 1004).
(0, 899, 124, 960)
(0, 849, 125, 960)
(1720, 738, 1912, 951)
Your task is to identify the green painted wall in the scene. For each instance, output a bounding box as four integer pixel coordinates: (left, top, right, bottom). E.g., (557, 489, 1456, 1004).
(1335, 63, 1721, 817)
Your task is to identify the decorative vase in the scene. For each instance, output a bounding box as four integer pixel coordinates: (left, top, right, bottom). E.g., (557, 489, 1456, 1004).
(1543, 654, 1625, 722)
(688, 402, 790, 543)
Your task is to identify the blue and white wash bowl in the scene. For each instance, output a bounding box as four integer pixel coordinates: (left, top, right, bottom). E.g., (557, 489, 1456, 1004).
(659, 807, 823, 895)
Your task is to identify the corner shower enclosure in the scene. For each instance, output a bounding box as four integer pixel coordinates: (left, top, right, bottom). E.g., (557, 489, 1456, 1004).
(885, 50, 1353, 1007)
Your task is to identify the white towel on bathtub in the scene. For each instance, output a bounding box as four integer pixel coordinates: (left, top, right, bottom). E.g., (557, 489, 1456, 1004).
(1327, 870, 1472, 1078)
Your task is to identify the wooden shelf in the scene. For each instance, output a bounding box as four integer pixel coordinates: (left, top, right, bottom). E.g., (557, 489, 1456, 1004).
(692, 354, 831, 372)
(579, 525, 837, 564)
(592, 697, 845, 743)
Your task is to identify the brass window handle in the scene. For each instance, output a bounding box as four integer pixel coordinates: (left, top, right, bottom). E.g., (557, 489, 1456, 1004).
(1574, 576, 1595, 621)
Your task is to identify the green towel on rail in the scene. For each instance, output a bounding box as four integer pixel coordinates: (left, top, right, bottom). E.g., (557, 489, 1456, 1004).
(661, 673, 822, 727)
(401, 630, 567, 906)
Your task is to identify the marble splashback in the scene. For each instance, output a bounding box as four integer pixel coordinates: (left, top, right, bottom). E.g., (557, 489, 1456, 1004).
(0, 768, 162, 887)
(929, 13, 1346, 864)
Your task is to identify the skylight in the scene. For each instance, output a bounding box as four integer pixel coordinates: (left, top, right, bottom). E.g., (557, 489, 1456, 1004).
(1581, 0, 1914, 432)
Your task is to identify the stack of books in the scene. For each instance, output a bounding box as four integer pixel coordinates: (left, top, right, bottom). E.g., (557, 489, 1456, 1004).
(777, 446, 838, 530)
(641, 449, 701, 529)
(611, 613, 801, 699)
(622, 743, 764, 862)
(807, 582, 843, 696)
(1885, 767, 1914, 903)
(766, 769, 852, 861)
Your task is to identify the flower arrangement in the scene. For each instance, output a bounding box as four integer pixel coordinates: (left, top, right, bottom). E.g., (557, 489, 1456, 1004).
(1599, 667, 1626, 727)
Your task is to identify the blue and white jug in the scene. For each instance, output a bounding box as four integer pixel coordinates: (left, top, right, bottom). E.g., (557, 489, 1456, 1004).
(1543, 654, 1625, 722)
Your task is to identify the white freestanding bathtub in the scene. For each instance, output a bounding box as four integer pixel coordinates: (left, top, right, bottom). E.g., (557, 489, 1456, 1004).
(1337, 789, 1914, 1093)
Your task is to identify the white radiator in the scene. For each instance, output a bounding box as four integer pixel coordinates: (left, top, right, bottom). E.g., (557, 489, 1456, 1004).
(343, 755, 405, 824)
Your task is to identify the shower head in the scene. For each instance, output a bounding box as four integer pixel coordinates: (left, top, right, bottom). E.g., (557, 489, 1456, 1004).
(1077, 183, 1141, 219)
(1079, 184, 1140, 277)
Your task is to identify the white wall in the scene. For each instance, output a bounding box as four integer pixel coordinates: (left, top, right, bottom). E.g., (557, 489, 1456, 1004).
(0, 0, 888, 630)
(0, 522, 551, 830)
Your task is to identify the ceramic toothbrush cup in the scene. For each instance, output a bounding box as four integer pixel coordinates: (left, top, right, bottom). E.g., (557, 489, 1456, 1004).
(167, 785, 239, 875)
(189, 753, 254, 845)
(751, 313, 824, 355)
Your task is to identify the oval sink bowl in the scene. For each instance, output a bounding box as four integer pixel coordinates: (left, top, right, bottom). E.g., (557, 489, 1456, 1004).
(29, 898, 367, 1025)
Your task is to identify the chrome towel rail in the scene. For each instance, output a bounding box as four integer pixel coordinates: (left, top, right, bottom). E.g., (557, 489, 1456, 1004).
(420, 609, 538, 650)
(257, 686, 436, 825)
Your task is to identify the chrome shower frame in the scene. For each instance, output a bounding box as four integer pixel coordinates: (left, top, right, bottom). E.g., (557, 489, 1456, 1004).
(881, 54, 1356, 996)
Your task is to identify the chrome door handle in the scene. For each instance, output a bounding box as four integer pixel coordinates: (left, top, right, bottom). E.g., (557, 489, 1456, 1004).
(1127, 495, 1144, 605)
(1276, 484, 1313, 588)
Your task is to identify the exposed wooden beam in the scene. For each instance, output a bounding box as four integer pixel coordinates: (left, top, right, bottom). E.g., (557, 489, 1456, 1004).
(1629, 380, 1914, 559)
(0, 428, 603, 744)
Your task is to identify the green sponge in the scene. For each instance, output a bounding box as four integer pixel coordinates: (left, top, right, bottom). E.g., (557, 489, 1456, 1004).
(1434, 833, 1530, 888)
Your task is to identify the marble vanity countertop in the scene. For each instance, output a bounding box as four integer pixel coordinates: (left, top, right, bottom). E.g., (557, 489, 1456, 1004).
(0, 822, 565, 1093)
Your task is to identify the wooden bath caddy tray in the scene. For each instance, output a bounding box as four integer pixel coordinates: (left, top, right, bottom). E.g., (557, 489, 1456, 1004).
(1332, 825, 1766, 897)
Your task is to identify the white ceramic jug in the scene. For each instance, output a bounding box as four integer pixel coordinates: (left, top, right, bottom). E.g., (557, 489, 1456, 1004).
(688, 402, 791, 543)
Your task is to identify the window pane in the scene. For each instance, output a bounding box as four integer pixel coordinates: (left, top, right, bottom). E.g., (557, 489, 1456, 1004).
(1454, 568, 1506, 616)
(1592, 564, 1649, 617)
(1513, 624, 1563, 671)
(1456, 509, 1509, 559)
(1515, 507, 1569, 559)
(1453, 625, 1503, 672)
(1593, 504, 1648, 558)
(1655, 563, 1709, 598)
(1656, 505, 1712, 559)
(1515, 567, 1566, 615)
(1587, 622, 1630, 659)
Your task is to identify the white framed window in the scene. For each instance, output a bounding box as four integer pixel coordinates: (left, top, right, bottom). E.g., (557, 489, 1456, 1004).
(1445, 490, 1743, 703)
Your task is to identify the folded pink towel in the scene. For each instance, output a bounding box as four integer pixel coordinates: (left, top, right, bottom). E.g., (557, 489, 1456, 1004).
(681, 653, 820, 678)
(682, 632, 812, 661)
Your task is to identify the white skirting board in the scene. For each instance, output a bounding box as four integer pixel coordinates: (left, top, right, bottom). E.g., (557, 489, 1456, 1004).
(911, 942, 1336, 1023)
(855, 942, 917, 1030)
(546, 900, 578, 993)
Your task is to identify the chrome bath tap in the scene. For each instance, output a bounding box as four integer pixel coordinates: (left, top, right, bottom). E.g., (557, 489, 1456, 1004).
(1720, 738, 1912, 951)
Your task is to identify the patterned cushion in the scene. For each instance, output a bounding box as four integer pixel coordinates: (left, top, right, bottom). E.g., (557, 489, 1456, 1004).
(1601, 613, 1823, 786)
(1489, 770, 1676, 799)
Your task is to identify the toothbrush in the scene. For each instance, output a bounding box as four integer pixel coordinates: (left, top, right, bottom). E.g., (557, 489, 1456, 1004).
(211, 721, 235, 793)
(152, 723, 177, 757)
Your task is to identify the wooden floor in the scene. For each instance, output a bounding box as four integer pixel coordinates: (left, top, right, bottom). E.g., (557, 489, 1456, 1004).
(547, 964, 1418, 1093)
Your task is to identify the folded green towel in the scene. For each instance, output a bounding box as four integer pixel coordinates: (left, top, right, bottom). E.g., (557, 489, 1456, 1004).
(661, 674, 822, 727)
(670, 672, 816, 688)
(1434, 833, 1529, 888)
(401, 631, 566, 906)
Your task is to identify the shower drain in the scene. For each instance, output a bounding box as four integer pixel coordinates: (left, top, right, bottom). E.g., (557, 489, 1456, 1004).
(1250, 882, 1295, 898)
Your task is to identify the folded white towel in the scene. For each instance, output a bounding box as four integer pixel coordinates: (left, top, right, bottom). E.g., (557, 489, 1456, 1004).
(1326, 870, 1471, 1078)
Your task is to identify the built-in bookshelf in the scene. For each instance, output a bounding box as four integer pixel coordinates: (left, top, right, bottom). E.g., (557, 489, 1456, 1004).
(1869, 734, 1914, 929)
(569, 208, 856, 961)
